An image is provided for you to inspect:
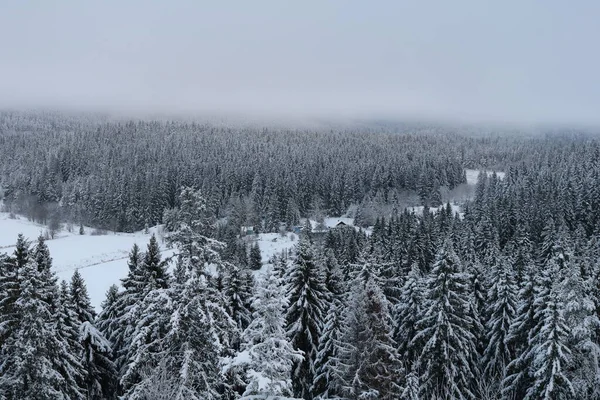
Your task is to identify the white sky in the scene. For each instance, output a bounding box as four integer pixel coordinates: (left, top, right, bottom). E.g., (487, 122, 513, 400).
(1, 1, 600, 124)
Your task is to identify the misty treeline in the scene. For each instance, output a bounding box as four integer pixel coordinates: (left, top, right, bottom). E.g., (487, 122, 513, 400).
(0, 110, 539, 233)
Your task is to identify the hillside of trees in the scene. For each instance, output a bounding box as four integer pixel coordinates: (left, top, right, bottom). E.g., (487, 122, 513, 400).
(2, 113, 600, 398)
(0, 111, 559, 233)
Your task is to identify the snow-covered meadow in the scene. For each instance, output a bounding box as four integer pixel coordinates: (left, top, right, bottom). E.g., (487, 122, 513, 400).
(0, 212, 173, 311)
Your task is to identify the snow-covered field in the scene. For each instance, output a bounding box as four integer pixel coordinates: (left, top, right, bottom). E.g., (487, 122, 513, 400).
(0, 213, 173, 311)
(253, 233, 297, 265)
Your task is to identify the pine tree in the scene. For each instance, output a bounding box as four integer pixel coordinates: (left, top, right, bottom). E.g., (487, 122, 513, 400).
(482, 255, 518, 382)
(312, 249, 346, 399)
(249, 242, 262, 270)
(150, 267, 222, 400)
(394, 263, 425, 368)
(0, 235, 29, 349)
(414, 239, 478, 400)
(285, 236, 328, 399)
(355, 277, 403, 399)
(68, 271, 117, 399)
(141, 234, 169, 291)
(100, 244, 144, 384)
(502, 263, 538, 399)
(242, 268, 303, 398)
(120, 237, 171, 396)
(80, 321, 118, 399)
(0, 245, 85, 399)
(401, 370, 420, 400)
(525, 283, 575, 399)
(96, 284, 119, 337)
(504, 253, 559, 399)
(223, 263, 254, 348)
(70, 269, 96, 323)
(57, 280, 84, 370)
(120, 287, 173, 397)
(559, 253, 600, 398)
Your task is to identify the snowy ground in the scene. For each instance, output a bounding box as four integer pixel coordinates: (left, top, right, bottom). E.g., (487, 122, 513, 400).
(0, 213, 173, 311)
(465, 169, 506, 185)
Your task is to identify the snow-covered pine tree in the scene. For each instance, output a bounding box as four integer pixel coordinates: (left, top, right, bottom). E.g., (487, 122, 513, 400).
(242, 268, 303, 399)
(401, 370, 420, 400)
(249, 242, 262, 271)
(332, 281, 368, 399)
(0, 235, 29, 350)
(312, 249, 346, 399)
(67, 271, 117, 399)
(142, 234, 169, 291)
(120, 236, 171, 397)
(482, 255, 517, 384)
(96, 284, 119, 339)
(58, 280, 84, 369)
(525, 281, 575, 399)
(559, 251, 600, 398)
(70, 269, 96, 323)
(504, 248, 559, 399)
(285, 235, 328, 399)
(223, 262, 254, 349)
(332, 275, 403, 400)
(149, 266, 222, 400)
(502, 263, 538, 399)
(355, 277, 403, 399)
(0, 242, 85, 399)
(394, 263, 425, 368)
(99, 244, 144, 387)
(413, 238, 478, 400)
(80, 320, 118, 399)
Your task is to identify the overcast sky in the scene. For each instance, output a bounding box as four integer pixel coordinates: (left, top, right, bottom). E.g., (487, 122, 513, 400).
(1, 1, 599, 124)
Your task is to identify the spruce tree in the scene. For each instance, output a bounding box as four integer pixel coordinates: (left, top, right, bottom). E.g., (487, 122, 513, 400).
(100, 244, 144, 385)
(355, 277, 403, 399)
(249, 242, 262, 271)
(285, 236, 328, 399)
(401, 371, 420, 400)
(0, 246, 85, 399)
(0, 235, 29, 349)
(414, 239, 478, 399)
(502, 263, 538, 399)
(68, 271, 117, 399)
(141, 234, 169, 291)
(223, 263, 254, 348)
(120, 237, 171, 396)
(559, 253, 600, 398)
(242, 268, 303, 398)
(525, 283, 575, 399)
(394, 263, 425, 368)
(70, 269, 96, 323)
(136, 267, 222, 400)
(312, 249, 346, 399)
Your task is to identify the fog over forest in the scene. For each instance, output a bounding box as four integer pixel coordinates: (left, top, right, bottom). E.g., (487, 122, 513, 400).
(2, 2, 600, 400)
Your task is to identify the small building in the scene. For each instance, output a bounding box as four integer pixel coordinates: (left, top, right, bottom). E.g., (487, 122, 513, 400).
(240, 226, 255, 236)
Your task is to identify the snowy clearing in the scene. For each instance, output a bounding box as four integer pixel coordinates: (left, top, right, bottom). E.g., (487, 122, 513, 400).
(0, 213, 173, 311)
(465, 169, 506, 185)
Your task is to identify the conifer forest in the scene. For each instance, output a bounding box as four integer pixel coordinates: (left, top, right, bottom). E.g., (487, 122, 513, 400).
(2, 2, 600, 399)
(1, 111, 600, 399)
